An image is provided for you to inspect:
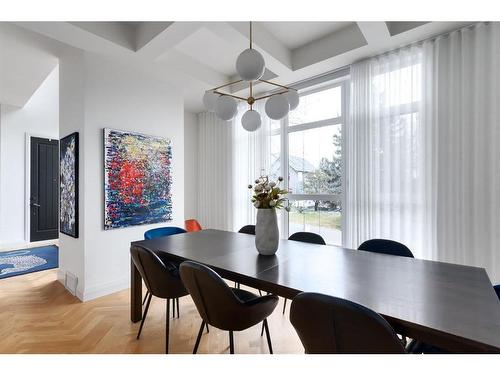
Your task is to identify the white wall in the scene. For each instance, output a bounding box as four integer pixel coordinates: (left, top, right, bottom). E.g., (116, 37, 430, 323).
(184, 110, 198, 220)
(0, 67, 59, 248)
(58, 50, 185, 301)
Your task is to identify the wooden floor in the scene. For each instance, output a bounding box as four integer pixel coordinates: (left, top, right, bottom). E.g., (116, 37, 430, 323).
(0, 269, 303, 354)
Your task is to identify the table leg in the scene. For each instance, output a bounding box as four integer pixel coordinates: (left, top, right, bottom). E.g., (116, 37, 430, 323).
(131, 255, 142, 322)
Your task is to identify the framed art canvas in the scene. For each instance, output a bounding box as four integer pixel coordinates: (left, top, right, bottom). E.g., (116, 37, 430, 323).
(103, 128, 173, 230)
(59, 132, 79, 238)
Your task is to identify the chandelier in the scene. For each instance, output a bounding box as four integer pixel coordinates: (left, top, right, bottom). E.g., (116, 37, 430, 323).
(202, 22, 299, 132)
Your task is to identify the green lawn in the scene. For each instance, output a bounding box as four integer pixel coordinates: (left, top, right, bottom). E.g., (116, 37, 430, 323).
(289, 210, 342, 230)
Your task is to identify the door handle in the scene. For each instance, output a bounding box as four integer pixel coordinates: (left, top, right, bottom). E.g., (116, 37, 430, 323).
(31, 203, 41, 207)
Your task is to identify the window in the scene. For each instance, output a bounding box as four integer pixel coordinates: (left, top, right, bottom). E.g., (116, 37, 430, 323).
(270, 79, 348, 245)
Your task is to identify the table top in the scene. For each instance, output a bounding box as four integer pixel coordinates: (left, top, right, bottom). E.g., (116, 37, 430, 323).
(131, 229, 500, 352)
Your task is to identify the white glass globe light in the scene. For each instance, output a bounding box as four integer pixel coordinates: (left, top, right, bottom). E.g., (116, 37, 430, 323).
(265, 94, 290, 120)
(284, 89, 300, 111)
(241, 109, 261, 132)
(215, 95, 238, 121)
(235, 48, 265, 81)
(203, 91, 218, 112)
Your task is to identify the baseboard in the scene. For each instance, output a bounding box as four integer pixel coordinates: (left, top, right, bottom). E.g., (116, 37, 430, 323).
(0, 239, 59, 251)
(81, 277, 129, 302)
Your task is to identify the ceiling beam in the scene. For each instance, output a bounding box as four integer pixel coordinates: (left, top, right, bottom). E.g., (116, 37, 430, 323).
(205, 22, 293, 78)
(135, 22, 201, 60)
(356, 22, 391, 46)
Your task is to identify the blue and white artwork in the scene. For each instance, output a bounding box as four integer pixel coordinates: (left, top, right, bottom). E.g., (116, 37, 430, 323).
(60, 132, 79, 237)
(103, 129, 173, 230)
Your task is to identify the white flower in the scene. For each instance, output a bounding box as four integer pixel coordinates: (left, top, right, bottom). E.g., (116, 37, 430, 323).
(269, 200, 277, 207)
(269, 182, 276, 187)
(254, 184, 263, 192)
(264, 184, 272, 191)
(254, 201, 260, 208)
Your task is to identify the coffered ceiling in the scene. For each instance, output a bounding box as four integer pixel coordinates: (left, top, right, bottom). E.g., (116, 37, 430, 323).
(2, 21, 474, 112)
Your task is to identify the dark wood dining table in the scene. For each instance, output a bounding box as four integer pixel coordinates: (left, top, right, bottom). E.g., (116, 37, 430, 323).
(130, 229, 500, 353)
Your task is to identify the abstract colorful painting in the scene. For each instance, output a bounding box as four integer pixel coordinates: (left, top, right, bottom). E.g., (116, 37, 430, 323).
(60, 132, 79, 238)
(103, 128, 172, 230)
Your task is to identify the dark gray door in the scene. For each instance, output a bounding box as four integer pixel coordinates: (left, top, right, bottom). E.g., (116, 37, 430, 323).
(30, 137, 59, 242)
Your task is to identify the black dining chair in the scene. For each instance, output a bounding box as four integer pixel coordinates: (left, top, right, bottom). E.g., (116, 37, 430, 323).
(142, 226, 187, 316)
(358, 239, 414, 258)
(290, 292, 406, 354)
(130, 246, 189, 354)
(407, 283, 500, 354)
(281, 232, 327, 314)
(238, 225, 256, 235)
(179, 260, 279, 354)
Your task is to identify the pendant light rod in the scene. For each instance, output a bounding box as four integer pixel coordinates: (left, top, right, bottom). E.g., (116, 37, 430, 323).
(258, 79, 292, 90)
(213, 91, 247, 101)
(249, 21, 252, 49)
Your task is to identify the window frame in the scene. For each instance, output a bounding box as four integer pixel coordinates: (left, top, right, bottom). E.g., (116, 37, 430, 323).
(272, 76, 349, 244)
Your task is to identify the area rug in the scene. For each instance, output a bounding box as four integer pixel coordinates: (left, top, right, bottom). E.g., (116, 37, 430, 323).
(0, 245, 58, 279)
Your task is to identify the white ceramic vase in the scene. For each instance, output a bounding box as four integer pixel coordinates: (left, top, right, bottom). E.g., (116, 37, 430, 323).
(255, 208, 279, 255)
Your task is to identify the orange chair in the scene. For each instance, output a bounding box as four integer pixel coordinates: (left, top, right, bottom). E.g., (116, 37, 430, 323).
(185, 219, 202, 232)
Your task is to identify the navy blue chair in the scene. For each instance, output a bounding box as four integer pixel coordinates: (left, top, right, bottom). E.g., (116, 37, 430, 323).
(358, 239, 414, 258)
(144, 226, 186, 240)
(494, 284, 500, 300)
(289, 232, 326, 245)
(142, 226, 187, 316)
(238, 225, 256, 235)
(290, 292, 406, 353)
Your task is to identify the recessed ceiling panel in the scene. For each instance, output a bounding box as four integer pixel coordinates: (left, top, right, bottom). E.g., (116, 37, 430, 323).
(174, 27, 241, 76)
(259, 22, 354, 50)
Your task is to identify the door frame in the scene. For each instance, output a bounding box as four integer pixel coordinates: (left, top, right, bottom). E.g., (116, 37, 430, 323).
(24, 132, 59, 244)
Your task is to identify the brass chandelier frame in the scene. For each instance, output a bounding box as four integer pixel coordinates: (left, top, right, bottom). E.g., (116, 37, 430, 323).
(207, 22, 293, 110)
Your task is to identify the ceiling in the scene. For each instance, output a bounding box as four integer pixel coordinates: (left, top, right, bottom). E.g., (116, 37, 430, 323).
(1, 21, 475, 112)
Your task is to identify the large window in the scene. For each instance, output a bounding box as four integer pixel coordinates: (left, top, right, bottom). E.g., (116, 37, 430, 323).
(270, 80, 348, 245)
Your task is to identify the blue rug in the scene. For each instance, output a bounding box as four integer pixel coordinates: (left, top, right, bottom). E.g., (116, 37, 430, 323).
(0, 245, 58, 279)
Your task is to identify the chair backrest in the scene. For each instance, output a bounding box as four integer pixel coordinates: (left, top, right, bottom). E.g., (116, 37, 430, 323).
(130, 246, 186, 299)
(238, 225, 256, 235)
(358, 239, 414, 258)
(288, 232, 326, 245)
(144, 226, 186, 240)
(494, 284, 500, 300)
(290, 292, 406, 354)
(185, 219, 202, 232)
(179, 261, 252, 330)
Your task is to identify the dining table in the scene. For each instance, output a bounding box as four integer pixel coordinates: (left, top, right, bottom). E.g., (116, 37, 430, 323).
(130, 229, 500, 353)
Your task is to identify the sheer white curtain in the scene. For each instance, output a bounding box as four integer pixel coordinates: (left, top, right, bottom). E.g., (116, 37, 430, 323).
(197, 102, 274, 232)
(347, 22, 500, 283)
(197, 112, 233, 230)
(345, 45, 432, 259)
(422, 22, 500, 283)
(232, 101, 274, 231)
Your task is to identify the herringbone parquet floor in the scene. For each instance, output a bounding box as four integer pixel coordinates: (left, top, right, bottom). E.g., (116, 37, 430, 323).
(0, 269, 303, 354)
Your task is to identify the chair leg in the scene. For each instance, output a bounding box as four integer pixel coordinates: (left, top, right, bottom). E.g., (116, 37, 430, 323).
(142, 291, 150, 305)
(176, 297, 180, 318)
(171, 298, 176, 319)
(258, 289, 262, 296)
(206, 324, 209, 333)
(136, 293, 152, 340)
(260, 321, 265, 337)
(229, 331, 234, 354)
(165, 299, 170, 354)
(193, 321, 205, 354)
(282, 298, 287, 314)
(263, 318, 273, 354)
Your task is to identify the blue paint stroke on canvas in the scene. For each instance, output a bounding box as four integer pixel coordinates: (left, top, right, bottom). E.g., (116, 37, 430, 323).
(104, 129, 172, 230)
